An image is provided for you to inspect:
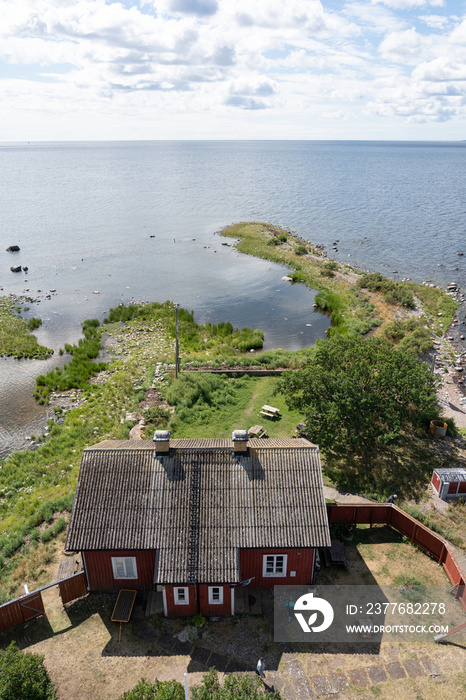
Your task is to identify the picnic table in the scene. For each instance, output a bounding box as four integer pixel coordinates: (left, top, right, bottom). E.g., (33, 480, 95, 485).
(323, 540, 348, 567)
(260, 405, 281, 419)
(248, 425, 267, 438)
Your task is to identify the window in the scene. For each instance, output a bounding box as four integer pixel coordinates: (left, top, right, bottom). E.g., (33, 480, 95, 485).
(111, 557, 138, 580)
(174, 587, 189, 605)
(262, 554, 288, 577)
(208, 586, 223, 605)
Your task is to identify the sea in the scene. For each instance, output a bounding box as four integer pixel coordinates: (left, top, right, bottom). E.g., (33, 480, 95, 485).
(1, 140, 465, 459)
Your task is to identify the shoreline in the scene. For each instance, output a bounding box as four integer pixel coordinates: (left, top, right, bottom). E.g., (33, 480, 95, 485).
(0, 221, 465, 461)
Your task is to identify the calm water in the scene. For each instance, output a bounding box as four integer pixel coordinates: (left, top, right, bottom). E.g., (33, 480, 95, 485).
(1, 140, 465, 458)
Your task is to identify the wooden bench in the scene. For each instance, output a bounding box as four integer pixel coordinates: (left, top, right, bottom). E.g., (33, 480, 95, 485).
(260, 405, 281, 420)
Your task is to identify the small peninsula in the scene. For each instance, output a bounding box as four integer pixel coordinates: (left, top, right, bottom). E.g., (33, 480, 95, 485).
(220, 221, 458, 342)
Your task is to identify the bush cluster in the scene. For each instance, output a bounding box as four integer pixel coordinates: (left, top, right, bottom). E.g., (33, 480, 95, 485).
(357, 272, 415, 309)
(294, 244, 308, 256)
(383, 318, 432, 356)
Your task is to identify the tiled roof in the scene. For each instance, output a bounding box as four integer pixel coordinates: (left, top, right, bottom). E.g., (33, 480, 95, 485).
(433, 467, 466, 482)
(66, 439, 330, 583)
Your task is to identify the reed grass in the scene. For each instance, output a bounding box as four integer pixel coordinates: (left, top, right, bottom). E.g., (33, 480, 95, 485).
(0, 297, 52, 359)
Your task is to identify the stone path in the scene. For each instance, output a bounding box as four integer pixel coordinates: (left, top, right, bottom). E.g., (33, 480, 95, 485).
(130, 622, 463, 699)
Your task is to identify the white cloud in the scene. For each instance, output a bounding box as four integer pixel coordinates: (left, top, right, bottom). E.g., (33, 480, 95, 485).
(418, 14, 450, 29)
(374, 0, 444, 9)
(1, 0, 465, 138)
(379, 27, 437, 61)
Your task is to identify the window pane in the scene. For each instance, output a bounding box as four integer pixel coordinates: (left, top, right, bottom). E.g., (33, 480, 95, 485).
(212, 588, 220, 600)
(115, 559, 125, 577)
(125, 559, 135, 578)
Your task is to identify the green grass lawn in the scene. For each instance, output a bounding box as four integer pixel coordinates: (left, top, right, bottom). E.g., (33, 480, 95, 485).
(166, 375, 303, 439)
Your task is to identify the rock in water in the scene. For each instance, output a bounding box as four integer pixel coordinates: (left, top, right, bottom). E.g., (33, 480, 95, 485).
(10, 265, 22, 272)
(7, 245, 20, 252)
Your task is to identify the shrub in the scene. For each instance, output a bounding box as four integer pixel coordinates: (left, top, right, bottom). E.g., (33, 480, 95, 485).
(1, 533, 25, 558)
(118, 679, 184, 700)
(188, 613, 206, 627)
(27, 318, 42, 331)
(191, 669, 282, 699)
(142, 406, 170, 428)
(0, 642, 57, 700)
(357, 272, 415, 309)
(295, 244, 308, 256)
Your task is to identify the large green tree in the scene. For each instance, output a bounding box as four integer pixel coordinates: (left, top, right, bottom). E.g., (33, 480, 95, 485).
(276, 334, 439, 494)
(0, 642, 57, 700)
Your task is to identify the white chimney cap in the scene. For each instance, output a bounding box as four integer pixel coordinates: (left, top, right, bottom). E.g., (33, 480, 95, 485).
(232, 430, 248, 442)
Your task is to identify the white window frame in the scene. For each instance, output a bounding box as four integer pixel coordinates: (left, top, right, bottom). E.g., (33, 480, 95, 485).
(174, 587, 190, 605)
(262, 554, 288, 577)
(111, 556, 138, 580)
(208, 586, 224, 605)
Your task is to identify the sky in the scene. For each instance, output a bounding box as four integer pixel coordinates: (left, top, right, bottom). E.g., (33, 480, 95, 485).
(1, 0, 466, 141)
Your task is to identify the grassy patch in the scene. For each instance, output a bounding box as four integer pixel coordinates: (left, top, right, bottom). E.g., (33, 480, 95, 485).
(34, 319, 106, 404)
(409, 283, 458, 336)
(0, 297, 52, 359)
(160, 374, 302, 438)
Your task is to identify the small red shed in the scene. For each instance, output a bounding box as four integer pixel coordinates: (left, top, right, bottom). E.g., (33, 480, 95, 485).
(65, 430, 331, 617)
(431, 467, 466, 501)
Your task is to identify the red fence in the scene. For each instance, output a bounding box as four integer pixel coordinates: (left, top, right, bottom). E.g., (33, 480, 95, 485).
(0, 591, 45, 633)
(59, 571, 87, 605)
(0, 571, 87, 634)
(327, 503, 466, 610)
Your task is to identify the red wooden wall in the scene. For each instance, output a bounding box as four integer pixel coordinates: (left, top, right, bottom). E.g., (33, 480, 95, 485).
(83, 550, 156, 591)
(240, 547, 315, 588)
(165, 585, 198, 616)
(431, 471, 441, 493)
(198, 584, 232, 616)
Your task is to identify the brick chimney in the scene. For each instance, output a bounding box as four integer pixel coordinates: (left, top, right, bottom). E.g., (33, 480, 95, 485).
(153, 430, 170, 455)
(232, 429, 249, 454)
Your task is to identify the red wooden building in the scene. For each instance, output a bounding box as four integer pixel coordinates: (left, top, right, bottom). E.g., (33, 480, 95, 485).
(65, 430, 330, 617)
(431, 467, 466, 501)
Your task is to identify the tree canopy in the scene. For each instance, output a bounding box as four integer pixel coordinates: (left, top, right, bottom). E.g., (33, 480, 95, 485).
(276, 334, 440, 495)
(0, 642, 57, 700)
